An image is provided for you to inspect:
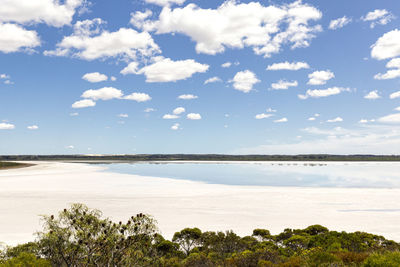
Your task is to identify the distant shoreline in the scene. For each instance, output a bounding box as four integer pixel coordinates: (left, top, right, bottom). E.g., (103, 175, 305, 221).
(1, 154, 400, 162)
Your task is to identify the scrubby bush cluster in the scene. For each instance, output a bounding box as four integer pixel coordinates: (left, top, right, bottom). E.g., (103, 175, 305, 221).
(1, 204, 400, 266)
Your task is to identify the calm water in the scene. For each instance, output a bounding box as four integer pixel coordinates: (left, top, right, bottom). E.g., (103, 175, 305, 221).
(100, 161, 400, 188)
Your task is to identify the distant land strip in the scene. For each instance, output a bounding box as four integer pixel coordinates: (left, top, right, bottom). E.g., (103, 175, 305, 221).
(1, 154, 400, 162)
(0, 161, 34, 170)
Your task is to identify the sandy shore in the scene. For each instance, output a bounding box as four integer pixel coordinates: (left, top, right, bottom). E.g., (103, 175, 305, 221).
(1, 161, 400, 246)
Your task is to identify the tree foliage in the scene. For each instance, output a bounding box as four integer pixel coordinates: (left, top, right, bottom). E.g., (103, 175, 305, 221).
(1, 204, 400, 266)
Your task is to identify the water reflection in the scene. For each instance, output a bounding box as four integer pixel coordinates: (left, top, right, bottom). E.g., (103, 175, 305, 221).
(101, 162, 400, 188)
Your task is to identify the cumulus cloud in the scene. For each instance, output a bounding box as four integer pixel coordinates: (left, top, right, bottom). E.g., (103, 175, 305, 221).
(326, 117, 343, 123)
(82, 72, 108, 83)
(0, 0, 83, 27)
(145, 0, 186, 7)
(298, 87, 350, 99)
(255, 113, 273, 119)
(110, 76, 117, 81)
(204, 76, 222, 84)
(0, 122, 15, 130)
(171, 122, 180, 130)
(359, 119, 375, 124)
(371, 29, 400, 60)
(44, 18, 160, 61)
(308, 117, 316, 121)
(362, 9, 394, 28)
(378, 113, 400, 124)
(307, 70, 334, 85)
(395, 107, 400, 111)
(27, 125, 39, 130)
(329, 16, 351, 30)
(130, 10, 153, 29)
(0, 23, 40, 53)
(187, 113, 201, 120)
(178, 94, 198, 100)
(231, 70, 260, 93)
(123, 57, 209, 82)
(271, 80, 298, 90)
(124, 92, 151, 102)
(221, 62, 232, 68)
(137, 1, 322, 57)
(364, 90, 381, 100)
(266, 61, 310, 71)
(118, 114, 128, 118)
(173, 107, 185, 115)
(144, 108, 155, 112)
(72, 99, 96, 108)
(274, 117, 288, 123)
(374, 58, 400, 80)
(163, 114, 179, 119)
(81, 87, 123, 100)
(390, 91, 400, 99)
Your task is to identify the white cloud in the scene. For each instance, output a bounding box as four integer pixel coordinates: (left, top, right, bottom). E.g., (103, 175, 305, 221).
(0, 122, 15, 130)
(187, 113, 201, 120)
(82, 72, 108, 83)
(364, 90, 381, 100)
(144, 108, 155, 112)
(120, 62, 139, 75)
(374, 58, 400, 80)
(221, 62, 232, 68)
(204, 76, 222, 84)
(329, 16, 351, 30)
(326, 117, 343, 123)
(371, 29, 400, 60)
(66, 145, 74, 149)
(44, 19, 160, 61)
(359, 119, 375, 124)
(308, 117, 316, 121)
(394, 107, 400, 111)
(145, 0, 186, 7)
(0, 0, 83, 27)
(124, 92, 151, 102)
(118, 114, 128, 118)
(0, 74, 10, 79)
(163, 114, 179, 119)
(0, 23, 40, 53)
(236, 125, 400, 154)
(130, 10, 153, 29)
(72, 99, 96, 108)
(81, 87, 123, 100)
(127, 57, 209, 82)
(378, 113, 400, 124)
(390, 91, 400, 99)
(70, 112, 79, 116)
(271, 80, 298, 90)
(173, 107, 185, 115)
(27, 125, 38, 130)
(140, 1, 322, 57)
(231, 70, 260, 93)
(266, 108, 277, 113)
(274, 117, 288, 123)
(266, 61, 310, 71)
(362, 9, 394, 28)
(171, 122, 180, 130)
(110, 76, 117, 81)
(178, 94, 198, 100)
(298, 87, 350, 99)
(255, 113, 273, 119)
(307, 70, 334, 85)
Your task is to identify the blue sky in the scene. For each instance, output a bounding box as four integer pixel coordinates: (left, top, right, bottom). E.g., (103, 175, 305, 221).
(1, 0, 400, 155)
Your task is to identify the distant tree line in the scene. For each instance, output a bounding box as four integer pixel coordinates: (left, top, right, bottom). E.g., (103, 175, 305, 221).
(1, 204, 400, 266)
(1, 154, 400, 162)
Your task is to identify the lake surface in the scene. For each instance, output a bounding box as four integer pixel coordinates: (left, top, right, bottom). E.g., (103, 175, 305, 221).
(101, 161, 400, 188)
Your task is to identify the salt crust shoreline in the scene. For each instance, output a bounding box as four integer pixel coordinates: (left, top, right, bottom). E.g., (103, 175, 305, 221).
(1, 161, 400, 246)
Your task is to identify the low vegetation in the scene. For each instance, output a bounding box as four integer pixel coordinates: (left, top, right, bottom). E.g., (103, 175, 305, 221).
(0, 161, 30, 170)
(1, 204, 400, 266)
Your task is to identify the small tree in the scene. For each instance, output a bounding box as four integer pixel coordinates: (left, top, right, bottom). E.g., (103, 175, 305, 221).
(172, 228, 202, 255)
(36, 203, 158, 266)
